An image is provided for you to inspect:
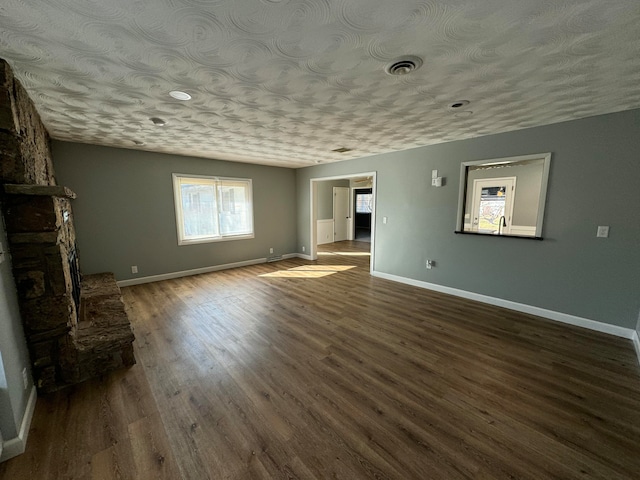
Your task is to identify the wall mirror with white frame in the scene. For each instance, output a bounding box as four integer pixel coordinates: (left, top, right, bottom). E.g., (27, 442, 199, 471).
(455, 153, 551, 239)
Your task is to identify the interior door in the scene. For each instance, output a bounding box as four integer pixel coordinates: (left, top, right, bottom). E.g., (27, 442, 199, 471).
(470, 177, 516, 234)
(333, 187, 349, 242)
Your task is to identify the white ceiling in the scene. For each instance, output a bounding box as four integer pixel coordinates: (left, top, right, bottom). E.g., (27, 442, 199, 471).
(1, 0, 639, 168)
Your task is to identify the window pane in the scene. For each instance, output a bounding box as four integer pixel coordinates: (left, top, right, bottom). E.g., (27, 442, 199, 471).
(180, 182, 218, 238)
(356, 193, 372, 213)
(477, 186, 506, 233)
(174, 174, 254, 244)
(219, 182, 251, 235)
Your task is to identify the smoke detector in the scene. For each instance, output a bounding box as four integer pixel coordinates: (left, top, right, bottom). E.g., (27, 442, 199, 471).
(385, 56, 423, 76)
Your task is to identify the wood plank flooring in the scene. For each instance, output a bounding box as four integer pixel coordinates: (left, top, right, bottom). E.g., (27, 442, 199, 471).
(2, 240, 639, 479)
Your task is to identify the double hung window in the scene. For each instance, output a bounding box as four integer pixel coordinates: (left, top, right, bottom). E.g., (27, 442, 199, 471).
(172, 174, 254, 245)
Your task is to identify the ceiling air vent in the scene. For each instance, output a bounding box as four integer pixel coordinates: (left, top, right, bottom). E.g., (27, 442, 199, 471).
(332, 147, 352, 153)
(385, 56, 423, 76)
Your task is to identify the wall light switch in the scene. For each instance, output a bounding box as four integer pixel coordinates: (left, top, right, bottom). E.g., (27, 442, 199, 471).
(432, 169, 438, 179)
(596, 226, 610, 238)
(383, 216, 388, 224)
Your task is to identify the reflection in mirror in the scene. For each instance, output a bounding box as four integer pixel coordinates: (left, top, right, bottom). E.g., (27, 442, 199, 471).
(456, 153, 551, 238)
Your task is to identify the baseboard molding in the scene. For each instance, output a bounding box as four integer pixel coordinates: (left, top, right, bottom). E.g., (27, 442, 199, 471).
(633, 331, 640, 366)
(0, 385, 37, 463)
(371, 270, 635, 340)
(295, 253, 314, 261)
(117, 258, 268, 287)
(116, 254, 311, 287)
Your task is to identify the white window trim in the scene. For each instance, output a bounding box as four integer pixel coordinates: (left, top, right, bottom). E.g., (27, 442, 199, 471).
(172, 173, 255, 246)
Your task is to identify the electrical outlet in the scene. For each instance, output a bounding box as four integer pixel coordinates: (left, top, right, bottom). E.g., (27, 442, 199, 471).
(269, 247, 274, 254)
(426, 259, 435, 269)
(596, 226, 609, 238)
(22, 367, 28, 390)
(131, 265, 138, 274)
(302, 246, 305, 252)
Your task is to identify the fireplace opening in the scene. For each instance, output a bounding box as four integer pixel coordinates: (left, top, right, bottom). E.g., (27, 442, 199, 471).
(68, 246, 81, 314)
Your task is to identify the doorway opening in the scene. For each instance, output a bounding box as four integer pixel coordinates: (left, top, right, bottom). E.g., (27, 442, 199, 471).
(309, 172, 377, 273)
(353, 187, 372, 242)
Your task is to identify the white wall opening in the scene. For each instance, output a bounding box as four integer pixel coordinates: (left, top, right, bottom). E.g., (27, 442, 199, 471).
(309, 171, 377, 274)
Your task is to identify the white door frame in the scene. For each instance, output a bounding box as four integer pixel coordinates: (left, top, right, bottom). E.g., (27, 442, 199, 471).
(470, 177, 516, 235)
(309, 172, 377, 274)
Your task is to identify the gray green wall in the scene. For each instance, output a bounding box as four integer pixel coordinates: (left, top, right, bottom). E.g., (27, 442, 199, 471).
(317, 180, 350, 220)
(296, 109, 640, 329)
(52, 142, 297, 282)
(0, 208, 33, 441)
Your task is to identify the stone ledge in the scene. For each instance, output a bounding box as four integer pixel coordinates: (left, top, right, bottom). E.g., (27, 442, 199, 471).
(3, 183, 76, 198)
(70, 272, 135, 385)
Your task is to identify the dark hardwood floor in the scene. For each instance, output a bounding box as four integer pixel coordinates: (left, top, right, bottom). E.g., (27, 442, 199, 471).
(2, 240, 639, 479)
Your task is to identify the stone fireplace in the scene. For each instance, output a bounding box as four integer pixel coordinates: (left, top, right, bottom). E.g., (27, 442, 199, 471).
(1, 59, 134, 393)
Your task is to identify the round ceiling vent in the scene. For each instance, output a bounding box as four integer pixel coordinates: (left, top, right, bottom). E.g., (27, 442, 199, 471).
(448, 100, 470, 110)
(385, 56, 423, 76)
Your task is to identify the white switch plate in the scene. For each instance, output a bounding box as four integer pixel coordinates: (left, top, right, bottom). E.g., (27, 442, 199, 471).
(596, 226, 609, 238)
(383, 216, 388, 224)
(431, 169, 438, 179)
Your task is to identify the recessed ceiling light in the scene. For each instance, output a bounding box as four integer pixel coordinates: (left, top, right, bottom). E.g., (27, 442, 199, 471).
(133, 140, 146, 146)
(385, 56, 423, 76)
(169, 90, 191, 101)
(332, 147, 352, 153)
(448, 100, 470, 110)
(150, 117, 167, 126)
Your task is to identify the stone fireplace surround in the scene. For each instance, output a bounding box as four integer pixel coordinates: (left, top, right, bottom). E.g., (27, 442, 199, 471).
(1, 59, 134, 393)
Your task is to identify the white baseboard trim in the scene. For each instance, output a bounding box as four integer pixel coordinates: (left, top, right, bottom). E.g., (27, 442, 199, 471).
(0, 385, 37, 463)
(295, 253, 314, 261)
(371, 270, 635, 340)
(116, 254, 313, 287)
(117, 258, 268, 287)
(633, 331, 640, 366)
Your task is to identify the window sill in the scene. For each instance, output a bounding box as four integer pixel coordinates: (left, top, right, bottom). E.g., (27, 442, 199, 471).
(178, 234, 255, 246)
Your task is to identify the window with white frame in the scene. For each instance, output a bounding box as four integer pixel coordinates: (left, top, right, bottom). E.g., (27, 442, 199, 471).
(172, 174, 254, 245)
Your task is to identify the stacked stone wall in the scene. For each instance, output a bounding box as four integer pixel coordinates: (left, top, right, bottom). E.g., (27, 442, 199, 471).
(0, 60, 56, 185)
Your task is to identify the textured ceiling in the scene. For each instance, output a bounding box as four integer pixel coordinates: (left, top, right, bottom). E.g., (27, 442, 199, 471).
(1, 0, 639, 168)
